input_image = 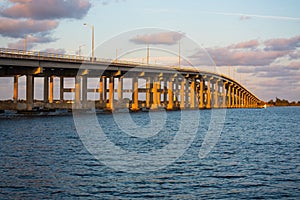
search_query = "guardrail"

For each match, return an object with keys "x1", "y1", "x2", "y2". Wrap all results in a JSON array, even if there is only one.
[{"x1": 0, "y1": 48, "x2": 150, "y2": 67}]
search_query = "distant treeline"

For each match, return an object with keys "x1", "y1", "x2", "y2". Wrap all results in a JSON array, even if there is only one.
[{"x1": 267, "y1": 98, "x2": 300, "y2": 106}]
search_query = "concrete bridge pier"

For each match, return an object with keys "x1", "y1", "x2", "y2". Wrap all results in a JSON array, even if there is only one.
[
  {"x1": 206, "y1": 78, "x2": 212, "y2": 109},
  {"x1": 198, "y1": 79, "x2": 204, "y2": 109},
  {"x1": 25, "y1": 75, "x2": 34, "y2": 111},
  {"x1": 13, "y1": 75, "x2": 19, "y2": 103}
]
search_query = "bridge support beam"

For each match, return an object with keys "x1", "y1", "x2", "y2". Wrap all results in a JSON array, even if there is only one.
[
  {"x1": 26, "y1": 75, "x2": 34, "y2": 110},
  {"x1": 227, "y1": 84, "x2": 231, "y2": 108},
  {"x1": 118, "y1": 77, "x2": 123, "y2": 101},
  {"x1": 82, "y1": 76, "x2": 87, "y2": 107},
  {"x1": 222, "y1": 82, "x2": 226, "y2": 108},
  {"x1": 199, "y1": 79, "x2": 204, "y2": 109},
  {"x1": 151, "y1": 77, "x2": 158, "y2": 109},
  {"x1": 167, "y1": 78, "x2": 174, "y2": 110},
  {"x1": 99, "y1": 76, "x2": 104, "y2": 105},
  {"x1": 180, "y1": 78, "x2": 186, "y2": 109},
  {"x1": 131, "y1": 76, "x2": 139, "y2": 111},
  {"x1": 103, "y1": 77, "x2": 107, "y2": 104},
  {"x1": 235, "y1": 87, "x2": 238, "y2": 108},
  {"x1": 157, "y1": 79, "x2": 161, "y2": 106},
  {"x1": 49, "y1": 76, "x2": 54, "y2": 104},
  {"x1": 214, "y1": 80, "x2": 219, "y2": 108},
  {"x1": 60, "y1": 77, "x2": 64, "y2": 102},
  {"x1": 206, "y1": 79, "x2": 211, "y2": 109},
  {"x1": 75, "y1": 76, "x2": 81, "y2": 109},
  {"x1": 146, "y1": 77, "x2": 151, "y2": 109},
  {"x1": 231, "y1": 86, "x2": 235, "y2": 108},
  {"x1": 108, "y1": 76, "x2": 114, "y2": 111},
  {"x1": 13, "y1": 75, "x2": 19, "y2": 103},
  {"x1": 44, "y1": 76, "x2": 48, "y2": 103},
  {"x1": 190, "y1": 78, "x2": 196, "y2": 109}
]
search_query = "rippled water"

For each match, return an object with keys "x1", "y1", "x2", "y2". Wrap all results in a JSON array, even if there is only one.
[{"x1": 0, "y1": 107, "x2": 299, "y2": 199}]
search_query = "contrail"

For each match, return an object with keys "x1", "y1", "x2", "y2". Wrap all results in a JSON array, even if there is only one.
[{"x1": 204, "y1": 11, "x2": 300, "y2": 22}]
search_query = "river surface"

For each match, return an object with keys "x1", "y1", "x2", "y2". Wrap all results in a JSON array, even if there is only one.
[{"x1": 0, "y1": 107, "x2": 299, "y2": 199}]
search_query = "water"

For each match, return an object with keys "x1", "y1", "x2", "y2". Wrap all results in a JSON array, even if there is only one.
[{"x1": 0, "y1": 107, "x2": 299, "y2": 199}]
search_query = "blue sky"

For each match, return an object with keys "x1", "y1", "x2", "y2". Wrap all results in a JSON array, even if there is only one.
[{"x1": 0, "y1": 0, "x2": 299, "y2": 101}]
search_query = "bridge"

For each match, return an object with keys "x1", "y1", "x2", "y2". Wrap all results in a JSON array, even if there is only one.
[{"x1": 0, "y1": 48, "x2": 262, "y2": 112}]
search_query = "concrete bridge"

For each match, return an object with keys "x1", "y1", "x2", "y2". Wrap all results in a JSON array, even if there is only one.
[{"x1": 0, "y1": 48, "x2": 262, "y2": 112}]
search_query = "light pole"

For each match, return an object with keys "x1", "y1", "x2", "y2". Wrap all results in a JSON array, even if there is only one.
[
  {"x1": 116, "y1": 48, "x2": 123, "y2": 61},
  {"x1": 78, "y1": 44, "x2": 86, "y2": 56},
  {"x1": 83, "y1": 23, "x2": 94, "y2": 61},
  {"x1": 24, "y1": 34, "x2": 32, "y2": 51},
  {"x1": 178, "y1": 39, "x2": 181, "y2": 68}
]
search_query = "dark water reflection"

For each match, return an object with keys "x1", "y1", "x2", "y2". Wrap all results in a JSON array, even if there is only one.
[{"x1": 0, "y1": 107, "x2": 299, "y2": 199}]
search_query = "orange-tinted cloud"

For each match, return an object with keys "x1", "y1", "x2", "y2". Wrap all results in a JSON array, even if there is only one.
[
  {"x1": 264, "y1": 35, "x2": 300, "y2": 51},
  {"x1": 190, "y1": 35, "x2": 300, "y2": 67},
  {"x1": 1, "y1": 0, "x2": 91, "y2": 20},
  {"x1": 0, "y1": 18, "x2": 58, "y2": 38},
  {"x1": 130, "y1": 31, "x2": 184, "y2": 45},
  {"x1": 7, "y1": 35, "x2": 56, "y2": 49}
]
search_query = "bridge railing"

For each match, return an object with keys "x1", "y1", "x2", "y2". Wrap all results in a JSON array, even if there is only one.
[{"x1": 0, "y1": 48, "x2": 149, "y2": 66}]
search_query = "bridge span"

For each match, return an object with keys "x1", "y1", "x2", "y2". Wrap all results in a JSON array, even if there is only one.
[{"x1": 0, "y1": 48, "x2": 262, "y2": 112}]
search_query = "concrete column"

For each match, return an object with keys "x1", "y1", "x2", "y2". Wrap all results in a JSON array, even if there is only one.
[
  {"x1": 199, "y1": 79, "x2": 204, "y2": 109},
  {"x1": 49, "y1": 76, "x2": 54, "y2": 104},
  {"x1": 222, "y1": 82, "x2": 226, "y2": 108},
  {"x1": 180, "y1": 78, "x2": 186, "y2": 109},
  {"x1": 13, "y1": 75, "x2": 19, "y2": 103},
  {"x1": 231, "y1": 87, "x2": 235, "y2": 108},
  {"x1": 44, "y1": 76, "x2": 48, "y2": 103},
  {"x1": 163, "y1": 78, "x2": 167, "y2": 106},
  {"x1": 82, "y1": 76, "x2": 87, "y2": 107},
  {"x1": 131, "y1": 76, "x2": 139, "y2": 111},
  {"x1": 26, "y1": 75, "x2": 34, "y2": 110},
  {"x1": 190, "y1": 78, "x2": 195, "y2": 109},
  {"x1": 103, "y1": 76, "x2": 107, "y2": 103},
  {"x1": 75, "y1": 76, "x2": 81, "y2": 108},
  {"x1": 108, "y1": 76, "x2": 114, "y2": 111},
  {"x1": 238, "y1": 90, "x2": 241, "y2": 108},
  {"x1": 60, "y1": 77, "x2": 64, "y2": 102},
  {"x1": 175, "y1": 78, "x2": 179, "y2": 108},
  {"x1": 167, "y1": 78, "x2": 174, "y2": 110},
  {"x1": 151, "y1": 77, "x2": 158, "y2": 109},
  {"x1": 214, "y1": 80, "x2": 219, "y2": 108},
  {"x1": 235, "y1": 88, "x2": 238, "y2": 108},
  {"x1": 206, "y1": 79, "x2": 211, "y2": 109},
  {"x1": 99, "y1": 77, "x2": 103, "y2": 104},
  {"x1": 241, "y1": 92, "x2": 244, "y2": 107},
  {"x1": 146, "y1": 77, "x2": 151, "y2": 108},
  {"x1": 227, "y1": 84, "x2": 231, "y2": 108},
  {"x1": 118, "y1": 77, "x2": 123, "y2": 101},
  {"x1": 157, "y1": 79, "x2": 161, "y2": 106}
]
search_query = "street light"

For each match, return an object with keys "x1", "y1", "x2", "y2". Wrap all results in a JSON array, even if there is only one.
[
  {"x1": 83, "y1": 23, "x2": 95, "y2": 61},
  {"x1": 78, "y1": 44, "x2": 86, "y2": 56},
  {"x1": 24, "y1": 34, "x2": 32, "y2": 51},
  {"x1": 116, "y1": 48, "x2": 122, "y2": 61}
]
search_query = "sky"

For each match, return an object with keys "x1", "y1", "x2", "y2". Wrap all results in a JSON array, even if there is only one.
[{"x1": 0, "y1": 0, "x2": 299, "y2": 102}]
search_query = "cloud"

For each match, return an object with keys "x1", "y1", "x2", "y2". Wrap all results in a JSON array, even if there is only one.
[
  {"x1": 130, "y1": 31, "x2": 184, "y2": 45},
  {"x1": 7, "y1": 35, "x2": 56, "y2": 49},
  {"x1": 239, "y1": 15, "x2": 251, "y2": 20},
  {"x1": 264, "y1": 35, "x2": 300, "y2": 51},
  {"x1": 0, "y1": 17, "x2": 58, "y2": 38},
  {"x1": 1, "y1": 0, "x2": 91, "y2": 20},
  {"x1": 190, "y1": 35, "x2": 300, "y2": 67},
  {"x1": 229, "y1": 39, "x2": 259, "y2": 49},
  {"x1": 206, "y1": 11, "x2": 300, "y2": 22},
  {"x1": 0, "y1": 0, "x2": 92, "y2": 49}
]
